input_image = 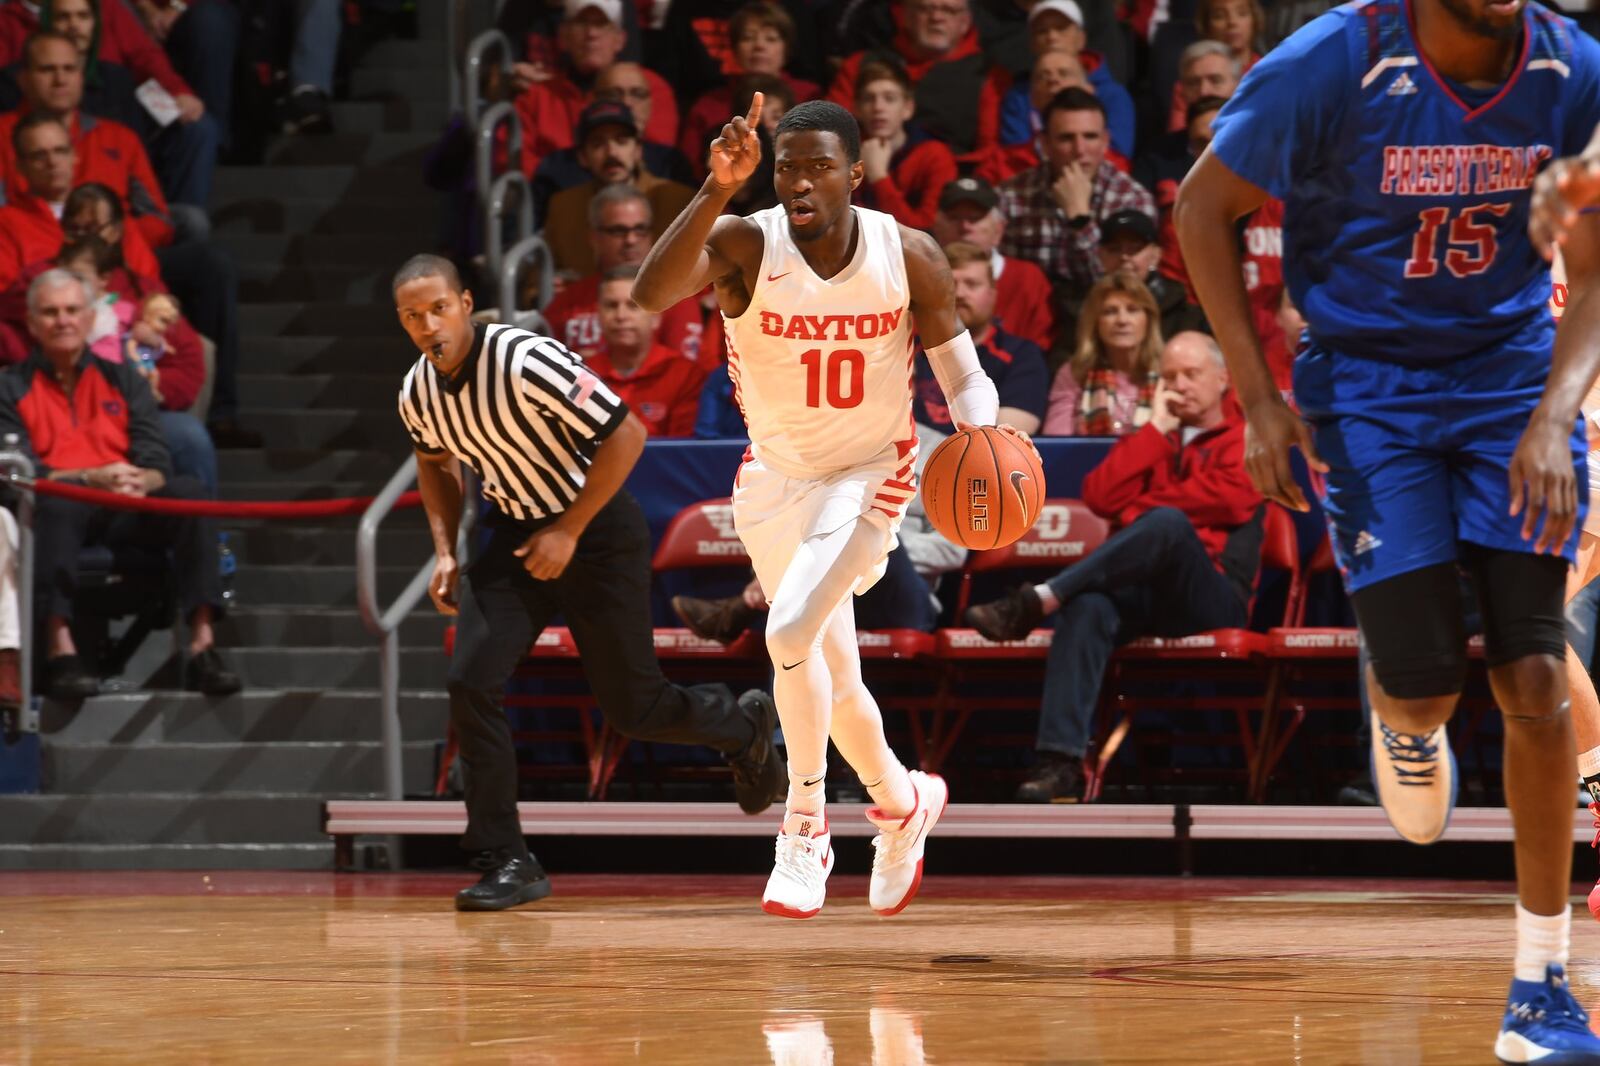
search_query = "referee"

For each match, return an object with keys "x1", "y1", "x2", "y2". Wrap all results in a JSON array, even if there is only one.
[{"x1": 392, "y1": 254, "x2": 782, "y2": 912}]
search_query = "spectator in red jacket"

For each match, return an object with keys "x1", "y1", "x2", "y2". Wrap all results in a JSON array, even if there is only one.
[
  {"x1": 678, "y1": 2, "x2": 818, "y2": 172},
  {"x1": 965, "y1": 331, "x2": 1263, "y2": 801},
  {"x1": 931, "y1": 175, "x2": 1056, "y2": 352},
  {"x1": 40, "y1": 0, "x2": 220, "y2": 211},
  {"x1": 850, "y1": 53, "x2": 957, "y2": 231},
  {"x1": 512, "y1": 0, "x2": 678, "y2": 171},
  {"x1": 0, "y1": 267, "x2": 238, "y2": 699},
  {"x1": 826, "y1": 0, "x2": 1008, "y2": 154},
  {"x1": 0, "y1": 32, "x2": 174, "y2": 248},
  {"x1": 542, "y1": 184, "x2": 708, "y2": 366},
  {"x1": 586, "y1": 265, "x2": 706, "y2": 437}
]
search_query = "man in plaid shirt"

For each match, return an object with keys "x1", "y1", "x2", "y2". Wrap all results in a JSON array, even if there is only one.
[{"x1": 998, "y1": 87, "x2": 1156, "y2": 292}]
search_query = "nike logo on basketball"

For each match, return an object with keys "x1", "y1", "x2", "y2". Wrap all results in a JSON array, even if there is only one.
[
  {"x1": 781, "y1": 659, "x2": 807, "y2": 671},
  {"x1": 1009, "y1": 470, "x2": 1030, "y2": 514},
  {"x1": 767, "y1": 271, "x2": 791, "y2": 282}
]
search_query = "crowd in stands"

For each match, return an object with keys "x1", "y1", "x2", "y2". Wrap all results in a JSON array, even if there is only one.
[{"x1": 0, "y1": 0, "x2": 416, "y2": 710}]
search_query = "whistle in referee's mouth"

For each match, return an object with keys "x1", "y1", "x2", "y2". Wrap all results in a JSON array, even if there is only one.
[{"x1": 430, "y1": 343, "x2": 444, "y2": 358}]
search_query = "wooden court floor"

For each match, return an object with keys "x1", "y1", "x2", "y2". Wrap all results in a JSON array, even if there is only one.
[{"x1": 2, "y1": 871, "x2": 1595, "y2": 1064}]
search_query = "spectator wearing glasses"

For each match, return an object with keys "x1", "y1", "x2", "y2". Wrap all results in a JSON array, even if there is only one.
[
  {"x1": 0, "y1": 268, "x2": 239, "y2": 700},
  {"x1": 541, "y1": 184, "x2": 707, "y2": 366},
  {"x1": 542, "y1": 100, "x2": 693, "y2": 275}
]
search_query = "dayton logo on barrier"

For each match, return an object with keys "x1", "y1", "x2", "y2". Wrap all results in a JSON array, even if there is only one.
[
  {"x1": 696, "y1": 504, "x2": 745, "y2": 557},
  {"x1": 1013, "y1": 503, "x2": 1089, "y2": 559}
]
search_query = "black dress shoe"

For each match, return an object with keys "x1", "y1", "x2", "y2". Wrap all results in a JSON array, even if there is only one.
[
  {"x1": 455, "y1": 850, "x2": 553, "y2": 912},
  {"x1": 965, "y1": 585, "x2": 1044, "y2": 642},
  {"x1": 1015, "y1": 753, "x2": 1085, "y2": 803},
  {"x1": 671, "y1": 594, "x2": 755, "y2": 644},
  {"x1": 727, "y1": 689, "x2": 783, "y2": 815},
  {"x1": 43, "y1": 654, "x2": 99, "y2": 700},
  {"x1": 185, "y1": 647, "x2": 243, "y2": 696}
]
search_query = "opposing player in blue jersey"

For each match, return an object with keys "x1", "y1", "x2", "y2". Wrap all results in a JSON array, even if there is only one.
[{"x1": 1176, "y1": 0, "x2": 1600, "y2": 1059}]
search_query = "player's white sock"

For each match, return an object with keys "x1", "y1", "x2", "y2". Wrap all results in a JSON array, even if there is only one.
[
  {"x1": 860, "y1": 764, "x2": 916, "y2": 819},
  {"x1": 1034, "y1": 583, "x2": 1061, "y2": 615},
  {"x1": 787, "y1": 765, "x2": 826, "y2": 818},
  {"x1": 1581, "y1": 746, "x2": 1600, "y2": 804},
  {"x1": 1514, "y1": 902, "x2": 1570, "y2": 983}
]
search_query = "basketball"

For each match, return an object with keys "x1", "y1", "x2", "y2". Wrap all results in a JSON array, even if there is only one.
[{"x1": 919, "y1": 426, "x2": 1046, "y2": 550}]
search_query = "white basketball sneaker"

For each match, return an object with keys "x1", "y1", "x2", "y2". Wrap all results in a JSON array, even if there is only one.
[
  {"x1": 762, "y1": 813, "x2": 833, "y2": 919},
  {"x1": 1370, "y1": 709, "x2": 1456, "y2": 845},
  {"x1": 867, "y1": 770, "x2": 948, "y2": 916}
]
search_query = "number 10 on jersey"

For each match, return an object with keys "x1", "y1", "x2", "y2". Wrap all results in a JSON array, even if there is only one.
[{"x1": 801, "y1": 348, "x2": 865, "y2": 409}]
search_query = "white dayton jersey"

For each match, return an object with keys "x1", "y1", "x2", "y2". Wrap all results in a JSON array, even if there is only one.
[{"x1": 722, "y1": 205, "x2": 918, "y2": 478}]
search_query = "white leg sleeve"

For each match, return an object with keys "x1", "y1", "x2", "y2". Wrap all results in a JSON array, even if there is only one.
[{"x1": 0, "y1": 508, "x2": 20, "y2": 651}]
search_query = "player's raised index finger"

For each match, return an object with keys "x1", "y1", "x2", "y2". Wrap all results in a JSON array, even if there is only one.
[{"x1": 746, "y1": 91, "x2": 764, "y2": 129}]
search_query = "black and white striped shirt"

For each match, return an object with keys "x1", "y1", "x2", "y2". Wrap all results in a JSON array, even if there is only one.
[{"x1": 397, "y1": 323, "x2": 628, "y2": 523}]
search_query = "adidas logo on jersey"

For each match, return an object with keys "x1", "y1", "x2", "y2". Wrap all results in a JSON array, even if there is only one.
[
  {"x1": 1387, "y1": 72, "x2": 1418, "y2": 96},
  {"x1": 1353, "y1": 530, "x2": 1383, "y2": 556}
]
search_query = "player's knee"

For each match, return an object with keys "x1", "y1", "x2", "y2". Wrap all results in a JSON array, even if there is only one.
[
  {"x1": 1491, "y1": 653, "x2": 1570, "y2": 721},
  {"x1": 1366, "y1": 647, "x2": 1467, "y2": 702},
  {"x1": 765, "y1": 611, "x2": 817, "y2": 669}
]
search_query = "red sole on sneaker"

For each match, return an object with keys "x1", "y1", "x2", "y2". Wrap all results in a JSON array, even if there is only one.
[
  {"x1": 873, "y1": 786, "x2": 950, "y2": 917},
  {"x1": 761, "y1": 900, "x2": 822, "y2": 919}
]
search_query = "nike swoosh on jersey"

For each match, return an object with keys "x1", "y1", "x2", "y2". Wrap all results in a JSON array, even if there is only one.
[{"x1": 766, "y1": 271, "x2": 791, "y2": 282}]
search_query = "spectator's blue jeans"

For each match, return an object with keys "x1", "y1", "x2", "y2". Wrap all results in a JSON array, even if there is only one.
[
  {"x1": 155, "y1": 243, "x2": 241, "y2": 423},
  {"x1": 166, "y1": 0, "x2": 241, "y2": 138},
  {"x1": 292, "y1": 0, "x2": 342, "y2": 93},
  {"x1": 1036, "y1": 507, "x2": 1247, "y2": 757},
  {"x1": 158, "y1": 411, "x2": 218, "y2": 498},
  {"x1": 153, "y1": 115, "x2": 221, "y2": 208}
]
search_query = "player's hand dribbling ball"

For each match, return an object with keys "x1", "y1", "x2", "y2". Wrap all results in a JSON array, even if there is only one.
[{"x1": 920, "y1": 425, "x2": 1046, "y2": 550}]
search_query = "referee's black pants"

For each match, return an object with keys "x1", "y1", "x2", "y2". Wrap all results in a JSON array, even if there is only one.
[{"x1": 449, "y1": 491, "x2": 757, "y2": 858}]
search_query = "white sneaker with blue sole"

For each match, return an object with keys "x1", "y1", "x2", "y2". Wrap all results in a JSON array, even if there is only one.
[
  {"x1": 1495, "y1": 964, "x2": 1600, "y2": 1064},
  {"x1": 1370, "y1": 709, "x2": 1456, "y2": 844}
]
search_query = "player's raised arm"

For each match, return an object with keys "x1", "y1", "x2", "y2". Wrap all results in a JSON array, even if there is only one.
[
  {"x1": 1511, "y1": 211, "x2": 1600, "y2": 553},
  {"x1": 1176, "y1": 148, "x2": 1326, "y2": 512},
  {"x1": 633, "y1": 93, "x2": 765, "y2": 313}
]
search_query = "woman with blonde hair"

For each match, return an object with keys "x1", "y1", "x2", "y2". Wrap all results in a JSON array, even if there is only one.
[{"x1": 1043, "y1": 272, "x2": 1164, "y2": 435}]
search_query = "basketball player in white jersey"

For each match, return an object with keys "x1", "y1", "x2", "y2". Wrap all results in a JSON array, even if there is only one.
[{"x1": 635, "y1": 93, "x2": 1031, "y2": 918}]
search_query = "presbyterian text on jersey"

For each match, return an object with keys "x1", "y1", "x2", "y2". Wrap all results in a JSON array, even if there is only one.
[{"x1": 1380, "y1": 144, "x2": 1553, "y2": 197}]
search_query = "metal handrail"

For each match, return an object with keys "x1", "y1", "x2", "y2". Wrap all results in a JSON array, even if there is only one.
[
  {"x1": 475, "y1": 100, "x2": 524, "y2": 280},
  {"x1": 357, "y1": 458, "x2": 475, "y2": 802},
  {"x1": 464, "y1": 29, "x2": 514, "y2": 127},
  {"x1": 484, "y1": 170, "x2": 534, "y2": 286},
  {"x1": 500, "y1": 234, "x2": 555, "y2": 322},
  {"x1": 0, "y1": 446, "x2": 34, "y2": 734}
]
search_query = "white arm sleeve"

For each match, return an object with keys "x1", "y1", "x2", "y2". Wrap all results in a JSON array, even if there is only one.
[{"x1": 925, "y1": 330, "x2": 999, "y2": 427}]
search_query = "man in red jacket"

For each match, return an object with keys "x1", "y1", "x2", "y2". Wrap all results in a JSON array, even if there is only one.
[
  {"x1": 586, "y1": 265, "x2": 705, "y2": 437},
  {"x1": 825, "y1": 0, "x2": 1007, "y2": 154},
  {"x1": 0, "y1": 32, "x2": 174, "y2": 248},
  {"x1": 965, "y1": 331, "x2": 1264, "y2": 802}
]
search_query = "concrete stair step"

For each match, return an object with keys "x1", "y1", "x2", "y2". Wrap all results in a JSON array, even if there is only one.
[
  {"x1": 38, "y1": 689, "x2": 447, "y2": 744},
  {"x1": 241, "y1": 304, "x2": 402, "y2": 338},
  {"x1": 263, "y1": 130, "x2": 435, "y2": 168},
  {"x1": 215, "y1": 163, "x2": 424, "y2": 202},
  {"x1": 215, "y1": 195, "x2": 426, "y2": 236},
  {"x1": 222, "y1": 521, "x2": 430, "y2": 566},
  {"x1": 234, "y1": 563, "x2": 419, "y2": 606},
  {"x1": 0, "y1": 842, "x2": 334, "y2": 870},
  {"x1": 357, "y1": 39, "x2": 435, "y2": 71},
  {"x1": 42, "y1": 740, "x2": 437, "y2": 794},
  {"x1": 238, "y1": 336, "x2": 404, "y2": 373},
  {"x1": 231, "y1": 373, "x2": 397, "y2": 410},
  {"x1": 223, "y1": 646, "x2": 448, "y2": 689},
  {"x1": 218, "y1": 607, "x2": 447, "y2": 648},
  {"x1": 239, "y1": 262, "x2": 387, "y2": 302},
  {"x1": 217, "y1": 447, "x2": 398, "y2": 483},
  {"x1": 0, "y1": 793, "x2": 345, "y2": 844},
  {"x1": 334, "y1": 96, "x2": 451, "y2": 134},
  {"x1": 227, "y1": 409, "x2": 409, "y2": 450},
  {"x1": 217, "y1": 232, "x2": 424, "y2": 271},
  {"x1": 350, "y1": 66, "x2": 452, "y2": 100}
]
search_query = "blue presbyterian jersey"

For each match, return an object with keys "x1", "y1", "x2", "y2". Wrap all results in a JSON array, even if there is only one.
[{"x1": 1210, "y1": 0, "x2": 1600, "y2": 366}]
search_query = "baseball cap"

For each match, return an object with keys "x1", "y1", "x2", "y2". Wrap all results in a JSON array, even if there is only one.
[
  {"x1": 565, "y1": 0, "x2": 623, "y2": 24},
  {"x1": 576, "y1": 99, "x2": 638, "y2": 142},
  {"x1": 938, "y1": 176, "x2": 998, "y2": 214},
  {"x1": 1100, "y1": 210, "x2": 1157, "y2": 245},
  {"x1": 1028, "y1": 0, "x2": 1085, "y2": 28}
]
